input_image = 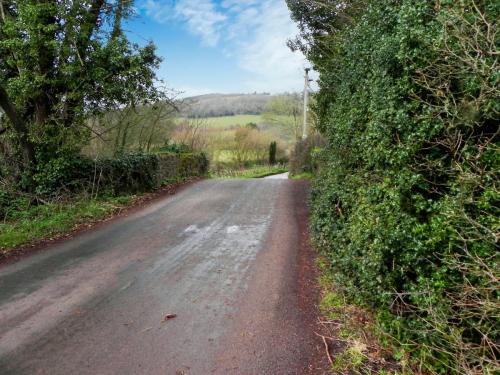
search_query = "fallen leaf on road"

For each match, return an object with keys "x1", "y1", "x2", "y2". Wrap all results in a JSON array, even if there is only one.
[{"x1": 163, "y1": 313, "x2": 177, "y2": 322}]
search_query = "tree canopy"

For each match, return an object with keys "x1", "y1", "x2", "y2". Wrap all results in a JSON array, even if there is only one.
[{"x1": 0, "y1": 0, "x2": 165, "y2": 177}]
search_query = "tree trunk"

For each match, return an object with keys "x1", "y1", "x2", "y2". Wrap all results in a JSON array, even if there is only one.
[
  {"x1": 62, "y1": 0, "x2": 106, "y2": 128},
  {"x1": 111, "y1": 0, "x2": 125, "y2": 39},
  {"x1": 0, "y1": 85, "x2": 36, "y2": 165}
]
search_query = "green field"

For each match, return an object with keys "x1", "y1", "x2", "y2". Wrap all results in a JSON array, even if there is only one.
[
  {"x1": 178, "y1": 115, "x2": 263, "y2": 129},
  {"x1": 211, "y1": 164, "x2": 288, "y2": 179}
]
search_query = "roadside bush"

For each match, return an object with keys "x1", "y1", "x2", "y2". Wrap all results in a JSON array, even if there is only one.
[
  {"x1": 30, "y1": 153, "x2": 159, "y2": 196},
  {"x1": 156, "y1": 152, "x2": 209, "y2": 181},
  {"x1": 177, "y1": 152, "x2": 209, "y2": 178},
  {"x1": 288, "y1": 0, "x2": 499, "y2": 372},
  {"x1": 96, "y1": 153, "x2": 160, "y2": 194},
  {"x1": 158, "y1": 142, "x2": 192, "y2": 154},
  {"x1": 20, "y1": 152, "x2": 209, "y2": 198},
  {"x1": 0, "y1": 186, "x2": 30, "y2": 220},
  {"x1": 269, "y1": 141, "x2": 277, "y2": 165},
  {"x1": 32, "y1": 155, "x2": 94, "y2": 196},
  {"x1": 289, "y1": 134, "x2": 326, "y2": 175},
  {"x1": 95, "y1": 152, "x2": 208, "y2": 194}
]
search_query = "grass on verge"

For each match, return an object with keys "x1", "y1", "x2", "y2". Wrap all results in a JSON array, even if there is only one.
[
  {"x1": 211, "y1": 164, "x2": 288, "y2": 179},
  {"x1": 289, "y1": 172, "x2": 314, "y2": 180},
  {"x1": 0, "y1": 196, "x2": 132, "y2": 254},
  {"x1": 316, "y1": 257, "x2": 411, "y2": 374}
]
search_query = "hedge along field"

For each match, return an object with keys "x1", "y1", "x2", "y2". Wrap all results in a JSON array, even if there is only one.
[
  {"x1": 287, "y1": 0, "x2": 498, "y2": 373},
  {"x1": 30, "y1": 152, "x2": 209, "y2": 197},
  {"x1": 0, "y1": 152, "x2": 209, "y2": 252}
]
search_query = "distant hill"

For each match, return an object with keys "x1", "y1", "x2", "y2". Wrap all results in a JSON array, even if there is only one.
[{"x1": 178, "y1": 93, "x2": 275, "y2": 117}]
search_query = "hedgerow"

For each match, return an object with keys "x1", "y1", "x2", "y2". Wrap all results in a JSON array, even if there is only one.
[
  {"x1": 287, "y1": 0, "x2": 499, "y2": 372},
  {"x1": 10, "y1": 151, "x2": 209, "y2": 199}
]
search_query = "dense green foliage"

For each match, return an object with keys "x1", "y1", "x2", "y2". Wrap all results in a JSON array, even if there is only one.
[
  {"x1": 269, "y1": 141, "x2": 277, "y2": 164},
  {"x1": 47, "y1": 152, "x2": 206, "y2": 195},
  {"x1": 27, "y1": 153, "x2": 158, "y2": 196},
  {"x1": 288, "y1": 0, "x2": 499, "y2": 372},
  {"x1": 0, "y1": 0, "x2": 165, "y2": 184},
  {"x1": 0, "y1": 151, "x2": 208, "y2": 219},
  {"x1": 289, "y1": 134, "x2": 326, "y2": 176}
]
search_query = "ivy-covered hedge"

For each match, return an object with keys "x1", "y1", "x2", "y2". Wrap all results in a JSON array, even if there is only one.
[
  {"x1": 160, "y1": 152, "x2": 210, "y2": 180},
  {"x1": 31, "y1": 152, "x2": 209, "y2": 196},
  {"x1": 289, "y1": 134, "x2": 326, "y2": 176},
  {"x1": 93, "y1": 153, "x2": 161, "y2": 194},
  {"x1": 288, "y1": 0, "x2": 498, "y2": 372}
]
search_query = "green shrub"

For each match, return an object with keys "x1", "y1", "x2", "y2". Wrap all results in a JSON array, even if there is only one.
[
  {"x1": 95, "y1": 152, "x2": 208, "y2": 194},
  {"x1": 0, "y1": 187, "x2": 30, "y2": 220},
  {"x1": 289, "y1": 134, "x2": 326, "y2": 176},
  {"x1": 97, "y1": 153, "x2": 159, "y2": 194},
  {"x1": 157, "y1": 142, "x2": 192, "y2": 154},
  {"x1": 269, "y1": 141, "x2": 277, "y2": 165},
  {"x1": 31, "y1": 153, "x2": 159, "y2": 196},
  {"x1": 32, "y1": 155, "x2": 94, "y2": 195},
  {"x1": 178, "y1": 152, "x2": 209, "y2": 177},
  {"x1": 22, "y1": 151, "x2": 209, "y2": 198},
  {"x1": 288, "y1": 0, "x2": 499, "y2": 372}
]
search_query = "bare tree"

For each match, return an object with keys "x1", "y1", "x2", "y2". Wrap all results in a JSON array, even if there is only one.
[
  {"x1": 262, "y1": 94, "x2": 303, "y2": 140},
  {"x1": 171, "y1": 118, "x2": 209, "y2": 151}
]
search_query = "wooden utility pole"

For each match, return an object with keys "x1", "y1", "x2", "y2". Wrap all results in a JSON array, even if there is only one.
[{"x1": 302, "y1": 68, "x2": 311, "y2": 139}]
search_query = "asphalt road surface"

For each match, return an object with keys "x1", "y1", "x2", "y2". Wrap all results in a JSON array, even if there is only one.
[{"x1": 0, "y1": 179, "x2": 321, "y2": 375}]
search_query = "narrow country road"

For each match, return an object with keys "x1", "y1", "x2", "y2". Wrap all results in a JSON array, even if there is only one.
[{"x1": 0, "y1": 179, "x2": 322, "y2": 375}]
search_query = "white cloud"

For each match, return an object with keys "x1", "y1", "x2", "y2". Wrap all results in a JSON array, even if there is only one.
[
  {"x1": 229, "y1": 0, "x2": 308, "y2": 92},
  {"x1": 142, "y1": 0, "x2": 226, "y2": 47},
  {"x1": 174, "y1": 0, "x2": 227, "y2": 47},
  {"x1": 141, "y1": 0, "x2": 309, "y2": 93}
]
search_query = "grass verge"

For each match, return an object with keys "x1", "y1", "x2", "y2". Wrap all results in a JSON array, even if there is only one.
[
  {"x1": 0, "y1": 177, "x2": 198, "y2": 259},
  {"x1": 211, "y1": 164, "x2": 287, "y2": 179},
  {"x1": 0, "y1": 196, "x2": 132, "y2": 254},
  {"x1": 289, "y1": 172, "x2": 314, "y2": 180},
  {"x1": 316, "y1": 257, "x2": 411, "y2": 374}
]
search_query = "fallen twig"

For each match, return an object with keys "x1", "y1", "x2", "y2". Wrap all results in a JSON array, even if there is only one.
[{"x1": 315, "y1": 332, "x2": 333, "y2": 365}]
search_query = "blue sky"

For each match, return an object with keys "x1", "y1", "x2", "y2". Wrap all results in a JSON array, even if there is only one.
[{"x1": 125, "y1": 0, "x2": 309, "y2": 97}]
